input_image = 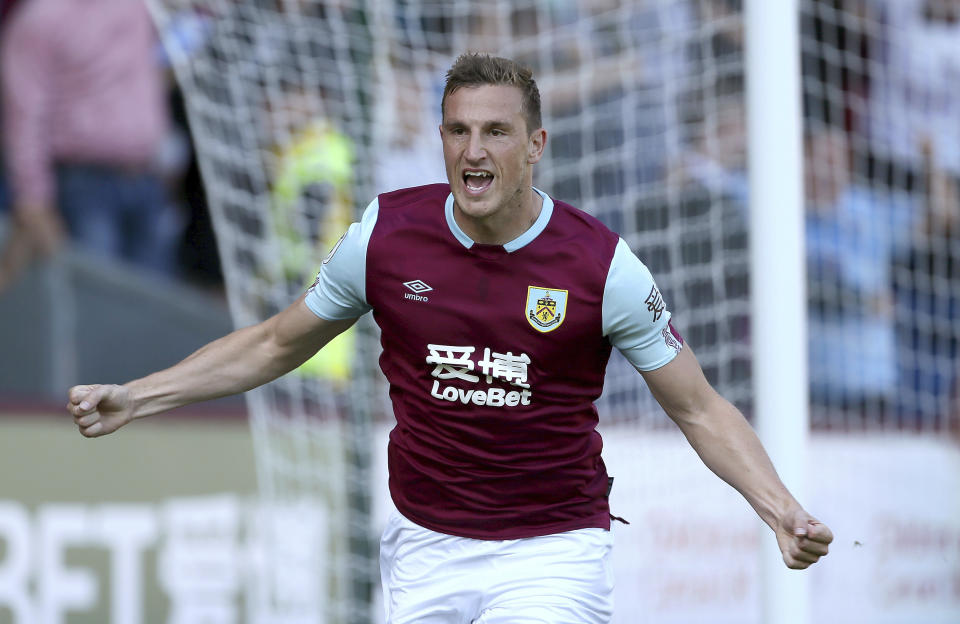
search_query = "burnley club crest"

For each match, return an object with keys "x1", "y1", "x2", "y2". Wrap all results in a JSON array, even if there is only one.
[{"x1": 526, "y1": 286, "x2": 568, "y2": 333}]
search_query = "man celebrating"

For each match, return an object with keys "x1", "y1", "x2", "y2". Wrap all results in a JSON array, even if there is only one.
[{"x1": 68, "y1": 53, "x2": 831, "y2": 623}]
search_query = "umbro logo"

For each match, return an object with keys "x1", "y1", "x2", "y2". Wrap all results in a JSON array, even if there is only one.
[
  {"x1": 403, "y1": 279, "x2": 432, "y2": 302},
  {"x1": 403, "y1": 280, "x2": 433, "y2": 294}
]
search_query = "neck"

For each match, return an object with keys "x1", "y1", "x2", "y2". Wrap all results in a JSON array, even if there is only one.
[{"x1": 455, "y1": 186, "x2": 543, "y2": 246}]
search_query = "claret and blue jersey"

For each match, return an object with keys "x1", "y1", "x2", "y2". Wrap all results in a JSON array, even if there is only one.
[{"x1": 304, "y1": 183, "x2": 682, "y2": 540}]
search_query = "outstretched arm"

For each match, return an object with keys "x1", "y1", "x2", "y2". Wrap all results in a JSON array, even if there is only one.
[
  {"x1": 66, "y1": 295, "x2": 357, "y2": 437},
  {"x1": 641, "y1": 345, "x2": 832, "y2": 569}
]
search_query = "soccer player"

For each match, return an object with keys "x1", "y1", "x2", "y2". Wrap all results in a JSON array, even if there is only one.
[{"x1": 67, "y1": 53, "x2": 832, "y2": 623}]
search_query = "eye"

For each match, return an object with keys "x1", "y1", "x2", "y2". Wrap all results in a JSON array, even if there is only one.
[{"x1": 490, "y1": 129, "x2": 505, "y2": 137}]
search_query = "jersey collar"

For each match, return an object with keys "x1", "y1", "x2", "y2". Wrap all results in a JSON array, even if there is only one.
[{"x1": 444, "y1": 187, "x2": 554, "y2": 252}]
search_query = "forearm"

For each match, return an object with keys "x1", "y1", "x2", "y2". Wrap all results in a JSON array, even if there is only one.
[
  {"x1": 642, "y1": 338, "x2": 831, "y2": 567},
  {"x1": 68, "y1": 301, "x2": 355, "y2": 437},
  {"x1": 123, "y1": 319, "x2": 316, "y2": 418},
  {"x1": 673, "y1": 397, "x2": 798, "y2": 531}
]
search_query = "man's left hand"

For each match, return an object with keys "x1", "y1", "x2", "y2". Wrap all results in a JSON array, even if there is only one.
[{"x1": 776, "y1": 506, "x2": 833, "y2": 569}]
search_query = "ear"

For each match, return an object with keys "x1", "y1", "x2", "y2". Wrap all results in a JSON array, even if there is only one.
[{"x1": 527, "y1": 128, "x2": 547, "y2": 165}]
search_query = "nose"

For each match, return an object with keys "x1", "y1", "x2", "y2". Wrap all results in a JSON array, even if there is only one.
[{"x1": 465, "y1": 132, "x2": 486, "y2": 162}]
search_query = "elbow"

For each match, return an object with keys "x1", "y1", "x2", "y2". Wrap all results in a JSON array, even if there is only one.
[
  {"x1": 663, "y1": 388, "x2": 729, "y2": 432},
  {"x1": 260, "y1": 320, "x2": 308, "y2": 371},
  {"x1": 665, "y1": 404, "x2": 709, "y2": 433}
]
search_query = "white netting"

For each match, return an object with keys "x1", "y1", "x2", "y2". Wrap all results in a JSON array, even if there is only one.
[
  {"x1": 801, "y1": 0, "x2": 960, "y2": 431},
  {"x1": 148, "y1": 0, "x2": 959, "y2": 621}
]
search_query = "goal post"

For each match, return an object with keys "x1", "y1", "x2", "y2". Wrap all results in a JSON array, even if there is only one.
[{"x1": 745, "y1": 1, "x2": 809, "y2": 623}]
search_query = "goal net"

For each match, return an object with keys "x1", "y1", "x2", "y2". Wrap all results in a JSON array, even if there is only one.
[
  {"x1": 148, "y1": 0, "x2": 958, "y2": 622},
  {"x1": 801, "y1": 0, "x2": 960, "y2": 432}
]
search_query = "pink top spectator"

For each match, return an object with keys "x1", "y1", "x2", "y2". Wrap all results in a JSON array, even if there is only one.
[{"x1": 1, "y1": 0, "x2": 168, "y2": 208}]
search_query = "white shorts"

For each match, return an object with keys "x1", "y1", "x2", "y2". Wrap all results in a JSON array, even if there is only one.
[{"x1": 379, "y1": 510, "x2": 614, "y2": 624}]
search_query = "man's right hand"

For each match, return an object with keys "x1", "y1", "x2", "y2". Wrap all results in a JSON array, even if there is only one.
[
  {"x1": 0, "y1": 204, "x2": 66, "y2": 293},
  {"x1": 17, "y1": 203, "x2": 66, "y2": 257},
  {"x1": 67, "y1": 384, "x2": 135, "y2": 438}
]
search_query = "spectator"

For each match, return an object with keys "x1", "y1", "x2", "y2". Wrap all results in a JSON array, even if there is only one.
[
  {"x1": 0, "y1": 0, "x2": 23, "y2": 285},
  {"x1": 0, "y1": 0, "x2": 180, "y2": 291},
  {"x1": 373, "y1": 59, "x2": 446, "y2": 196},
  {"x1": 674, "y1": 71, "x2": 748, "y2": 207},
  {"x1": 660, "y1": 69, "x2": 750, "y2": 392},
  {"x1": 168, "y1": 86, "x2": 224, "y2": 291},
  {"x1": 801, "y1": 0, "x2": 872, "y2": 136},
  {"x1": 893, "y1": 139, "x2": 960, "y2": 429},
  {"x1": 266, "y1": 86, "x2": 357, "y2": 385},
  {"x1": 863, "y1": 0, "x2": 960, "y2": 186},
  {"x1": 538, "y1": 1, "x2": 697, "y2": 224},
  {"x1": 805, "y1": 126, "x2": 916, "y2": 424}
]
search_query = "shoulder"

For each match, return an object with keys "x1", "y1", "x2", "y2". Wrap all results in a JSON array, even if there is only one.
[
  {"x1": 548, "y1": 197, "x2": 621, "y2": 255},
  {"x1": 378, "y1": 183, "x2": 451, "y2": 209},
  {"x1": 554, "y1": 198, "x2": 618, "y2": 234},
  {"x1": 365, "y1": 184, "x2": 450, "y2": 252},
  {"x1": 373, "y1": 183, "x2": 451, "y2": 237}
]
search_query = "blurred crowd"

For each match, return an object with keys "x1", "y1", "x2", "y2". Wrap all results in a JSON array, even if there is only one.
[
  {"x1": 0, "y1": 0, "x2": 221, "y2": 293},
  {"x1": 0, "y1": 0, "x2": 957, "y2": 429},
  {"x1": 799, "y1": 0, "x2": 960, "y2": 429}
]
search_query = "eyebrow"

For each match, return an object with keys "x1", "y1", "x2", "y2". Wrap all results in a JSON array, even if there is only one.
[{"x1": 443, "y1": 119, "x2": 516, "y2": 130}]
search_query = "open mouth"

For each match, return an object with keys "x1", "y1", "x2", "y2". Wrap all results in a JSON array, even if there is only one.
[{"x1": 463, "y1": 170, "x2": 494, "y2": 194}]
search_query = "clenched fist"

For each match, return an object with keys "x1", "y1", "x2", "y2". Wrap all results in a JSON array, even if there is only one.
[
  {"x1": 66, "y1": 384, "x2": 135, "y2": 437},
  {"x1": 776, "y1": 506, "x2": 833, "y2": 569}
]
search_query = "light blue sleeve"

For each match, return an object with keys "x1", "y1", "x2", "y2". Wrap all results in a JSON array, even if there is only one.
[
  {"x1": 303, "y1": 198, "x2": 378, "y2": 320},
  {"x1": 602, "y1": 238, "x2": 683, "y2": 371}
]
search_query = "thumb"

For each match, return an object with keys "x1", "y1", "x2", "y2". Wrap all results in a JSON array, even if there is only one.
[{"x1": 782, "y1": 507, "x2": 812, "y2": 537}]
